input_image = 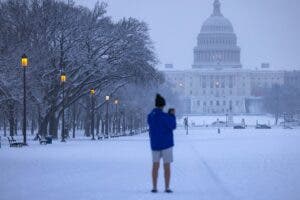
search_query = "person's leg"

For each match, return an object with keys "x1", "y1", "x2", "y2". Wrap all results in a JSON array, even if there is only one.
[
  {"x1": 151, "y1": 150, "x2": 161, "y2": 191},
  {"x1": 163, "y1": 163, "x2": 171, "y2": 190},
  {"x1": 162, "y1": 148, "x2": 173, "y2": 191},
  {"x1": 152, "y1": 162, "x2": 160, "y2": 190}
]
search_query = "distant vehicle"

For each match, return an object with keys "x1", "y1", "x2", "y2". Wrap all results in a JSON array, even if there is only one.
[
  {"x1": 255, "y1": 124, "x2": 271, "y2": 129},
  {"x1": 234, "y1": 125, "x2": 246, "y2": 129}
]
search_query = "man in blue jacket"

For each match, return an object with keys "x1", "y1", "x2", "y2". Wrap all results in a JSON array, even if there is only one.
[{"x1": 147, "y1": 94, "x2": 176, "y2": 193}]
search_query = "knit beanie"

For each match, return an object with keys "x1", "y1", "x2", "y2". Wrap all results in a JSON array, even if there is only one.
[{"x1": 155, "y1": 94, "x2": 166, "y2": 107}]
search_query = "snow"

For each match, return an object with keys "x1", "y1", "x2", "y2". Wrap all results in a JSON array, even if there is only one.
[
  {"x1": 178, "y1": 115, "x2": 282, "y2": 126},
  {"x1": 1, "y1": 127, "x2": 300, "y2": 200}
]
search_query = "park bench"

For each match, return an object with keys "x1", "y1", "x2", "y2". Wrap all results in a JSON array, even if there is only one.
[
  {"x1": 7, "y1": 136, "x2": 24, "y2": 147},
  {"x1": 36, "y1": 134, "x2": 48, "y2": 145},
  {"x1": 97, "y1": 134, "x2": 103, "y2": 140},
  {"x1": 255, "y1": 124, "x2": 271, "y2": 129}
]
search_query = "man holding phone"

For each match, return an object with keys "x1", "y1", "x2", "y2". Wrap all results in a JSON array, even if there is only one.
[{"x1": 147, "y1": 94, "x2": 176, "y2": 193}]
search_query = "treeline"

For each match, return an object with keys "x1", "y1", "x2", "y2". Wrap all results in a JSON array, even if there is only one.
[
  {"x1": 263, "y1": 83, "x2": 300, "y2": 124},
  {"x1": 0, "y1": 0, "x2": 180, "y2": 139}
]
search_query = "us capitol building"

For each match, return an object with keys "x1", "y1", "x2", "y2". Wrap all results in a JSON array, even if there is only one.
[{"x1": 163, "y1": 0, "x2": 299, "y2": 115}]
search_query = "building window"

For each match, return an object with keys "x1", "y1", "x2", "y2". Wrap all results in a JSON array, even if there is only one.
[
  {"x1": 202, "y1": 76, "x2": 206, "y2": 88},
  {"x1": 197, "y1": 100, "x2": 200, "y2": 106},
  {"x1": 216, "y1": 101, "x2": 220, "y2": 106},
  {"x1": 223, "y1": 101, "x2": 226, "y2": 106},
  {"x1": 203, "y1": 101, "x2": 207, "y2": 106},
  {"x1": 210, "y1": 101, "x2": 213, "y2": 106},
  {"x1": 229, "y1": 76, "x2": 233, "y2": 88},
  {"x1": 210, "y1": 77, "x2": 214, "y2": 88},
  {"x1": 221, "y1": 80, "x2": 225, "y2": 88}
]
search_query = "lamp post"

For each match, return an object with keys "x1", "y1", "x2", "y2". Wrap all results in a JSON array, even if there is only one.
[
  {"x1": 114, "y1": 99, "x2": 119, "y2": 136},
  {"x1": 60, "y1": 72, "x2": 67, "y2": 142},
  {"x1": 105, "y1": 95, "x2": 110, "y2": 138},
  {"x1": 21, "y1": 54, "x2": 28, "y2": 145},
  {"x1": 225, "y1": 111, "x2": 228, "y2": 127},
  {"x1": 186, "y1": 116, "x2": 189, "y2": 135},
  {"x1": 122, "y1": 110, "x2": 126, "y2": 136},
  {"x1": 90, "y1": 89, "x2": 96, "y2": 140}
]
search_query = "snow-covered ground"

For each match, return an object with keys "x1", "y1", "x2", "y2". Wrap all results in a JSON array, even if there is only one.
[{"x1": 1, "y1": 127, "x2": 300, "y2": 200}]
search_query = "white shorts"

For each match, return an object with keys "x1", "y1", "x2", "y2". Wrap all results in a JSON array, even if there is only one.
[{"x1": 152, "y1": 147, "x2": 173, "y2": 163}]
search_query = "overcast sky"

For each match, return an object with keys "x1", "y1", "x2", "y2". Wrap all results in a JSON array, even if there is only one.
[{"x1": 75, "y1": 0, "x2": 300, "y2": 70}]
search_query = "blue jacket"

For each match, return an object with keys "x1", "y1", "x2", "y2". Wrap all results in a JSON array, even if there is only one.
[{"x1": 147, "y1": 108, "x2": 176, "y2": 150}]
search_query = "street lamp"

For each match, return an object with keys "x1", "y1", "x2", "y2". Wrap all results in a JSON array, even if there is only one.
[
  {"x1": 90, "y1": 89, "x2": 96, "y2": 140},
  {"x1": 114, "y1": 99, "x2": 119, "y2": 136},
  {"x1": 21, "y1": 54, "x2": 28, "y2": 145},
  {"x1": 105, "y1": 95, "x2": 110, "y2": 138},
  {"x1": 90, "y1": 88, "x2": 95, "y2": 95},
  {"x1": 60, "y1": 73, "x2": 66, "y2": 83},
  {"x1": 60, "y1": 72, "x2": 67, "y2": 142}
]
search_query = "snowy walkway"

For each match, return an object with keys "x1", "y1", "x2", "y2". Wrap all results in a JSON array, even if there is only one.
[{"x1": 1, "y1": 128, "x2": 300, "y2": 200}]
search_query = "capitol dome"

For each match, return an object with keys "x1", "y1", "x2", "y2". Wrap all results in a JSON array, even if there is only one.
[
  {"x1": 201, "y1": 0, "x2": 234, "y2": 33},
  {"x1": 193, "y1": 0, "x2": 242, "y2": 69},
  {"x1": 201, "y1": 16, "x2": 234, "y2": 33}
]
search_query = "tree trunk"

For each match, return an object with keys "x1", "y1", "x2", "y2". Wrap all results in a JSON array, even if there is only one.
[
  {"x1": 84, "y1": 117, "x2": 91, "y2": 137},
  {"x1": 65, "y1": 108, "x2": 71, "y2": 138},
  {"x1": 38, "y1": 115, "x2": 49, "y2": 137},
  {"x1": 122, "y1": 113, "x2": 126, "y2": 134},
  {"x1": 3, "y1": 117, "x2": 7, "y2": 137},
  {"x1": 101, "y1": 118, "x2": 104, "y2": 135},
  {"x1": 96, "y1": 113, "x2": 101, "y2": 136},
  {"x1": 80, "y1": 119, "x2": 83, "y2": 130},
  {"x1": 31, "y1": 118, "x2": 35, "y2": 135},
  {"x1": 72, "y1": 114, "x2": 76, "y2": 139},
  {"x1": 14, "y1": 118, "x2": 18, "y2": 135},
  {"x1": 130, "y1": 115, "x2": 133, "y2": 134},
  {"x1": 49, "y1": 113, "x2": 59, "y2": 139},
  {"x1": 8, "y1": 116, "x2": 14, "y2": 136},
  {"x1": 71, "y1": 104, "x2": 77, "y2": 138}
]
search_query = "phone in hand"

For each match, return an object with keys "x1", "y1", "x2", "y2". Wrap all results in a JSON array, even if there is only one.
[{"x1": 168, "y1": 108, "x2": 175, "y2": 115}]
